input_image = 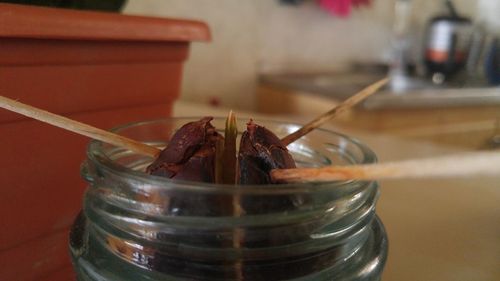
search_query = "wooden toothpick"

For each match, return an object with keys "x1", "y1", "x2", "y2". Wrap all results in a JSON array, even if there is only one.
[
  {"x1": 0, "y1": 95, "x2": 161, "y2": 157},
  {"x1": 281, "y1": 77, "x2": 389, "y2": 146},
  {"x1": 271, "y1": 151, "x2": 500, "y2": 182}
]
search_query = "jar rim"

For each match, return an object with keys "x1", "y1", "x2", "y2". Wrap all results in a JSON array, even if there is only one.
[{"x1": 85, "y1": 117, "x2": 378, "y2": 194}]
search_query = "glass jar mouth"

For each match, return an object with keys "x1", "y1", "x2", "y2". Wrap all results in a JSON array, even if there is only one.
[
  {"x1": 75, "y1": 118, "x2": 387, "y2": 281},
  {"x1": 85, "y1": 117, "x2": 377, "y2": 195}
]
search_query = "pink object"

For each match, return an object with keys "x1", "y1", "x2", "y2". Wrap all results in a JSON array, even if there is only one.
[
  {"x1": 319, "y1": 0, "x2": 351, "y2": 17},
  {"x1": 318, "y1": 0, "x2": 371, "y2": 17}
]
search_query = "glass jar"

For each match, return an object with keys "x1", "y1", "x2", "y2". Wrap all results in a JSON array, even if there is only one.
[{"x1": 69, "y1": 118, "x2": 388, "y2": 281}]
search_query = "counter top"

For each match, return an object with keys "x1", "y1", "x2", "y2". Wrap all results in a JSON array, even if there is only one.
[
  {"x1": 257, "y1": 83, "x2": 500, "y2": 150},
  {"x1": 173, "y1": 100, "x2": 500, "y2": 281},
  {"x1": 260, "y1": 73, "x2": 500, "y2": 109}
]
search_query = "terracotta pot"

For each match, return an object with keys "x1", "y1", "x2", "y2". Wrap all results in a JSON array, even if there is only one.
[{"x1": 0, "y1": 3, "x2": 210, "y2": 280}]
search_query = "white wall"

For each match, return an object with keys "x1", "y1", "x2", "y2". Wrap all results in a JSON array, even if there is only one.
[
  {"x1": 124, "y1": 0, "x2": 258, "y2": 110},
  {"x1": 123, "y1": 0, "x2": 477, "y2": 110}
]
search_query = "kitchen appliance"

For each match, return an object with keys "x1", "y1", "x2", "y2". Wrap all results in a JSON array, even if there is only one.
[{"x1": 424, "y1": 0, "x2": 473, "y2": 83}]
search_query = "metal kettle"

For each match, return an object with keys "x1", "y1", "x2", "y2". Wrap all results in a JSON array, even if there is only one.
[{"x1": 424, "y1": 0, "x2": 473, "y2": 83}]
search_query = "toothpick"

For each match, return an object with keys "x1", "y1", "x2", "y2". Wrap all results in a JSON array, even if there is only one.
[
  {"x1": 271, "y1": 151, "x2": 500, "y2": 182},
  {"x1": 0, "y1": 95, "x2": 161, "y2": 157},
  {"x1": 281, "y1": 77, "x2": 389, "y2": 146}
]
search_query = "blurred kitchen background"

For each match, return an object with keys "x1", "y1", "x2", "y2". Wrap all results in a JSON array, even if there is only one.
[
  {"x1": 122, "y1": 0, "x2": 492, "y2": 104},
  {"x1": 120, "y1": 0, "x2": 500, "y2": 150},
  {"x1": 7, "y1": 0, "x2": 497, "y2": 148},
  {"x1": 125, "y1": 0, "x2": 396, "y2": 109}
]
